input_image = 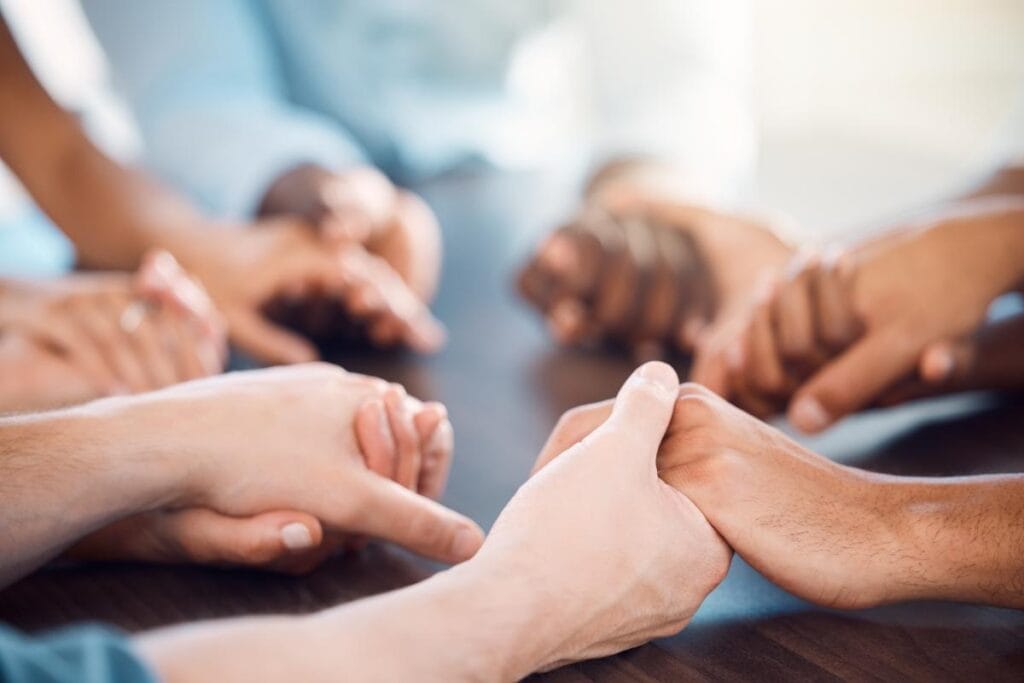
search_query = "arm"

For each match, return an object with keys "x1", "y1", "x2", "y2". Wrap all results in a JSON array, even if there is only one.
[
  {"x1": 80, "y1": 0, "x2": 368, "y2": 218},
  {"x1": 0, "y1": 14, "x2": 211, "y2": 270},
  {"x1": 0, "y1": 364, "x2": 478, "y2": 588},
  {"x1": 533, "y1": 382, "x2": 1024, "y2": 610},
  {"x1": 136, "y1": 363, "x2": 731, "y2": 681},
  {"x1": 0, "y1": 403, "x2": 177, "y2": 586}
]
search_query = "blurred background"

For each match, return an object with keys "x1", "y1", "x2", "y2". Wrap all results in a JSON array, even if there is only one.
[{"x1": 2, "y1": 0, "x2": 1023, "y2": 274}]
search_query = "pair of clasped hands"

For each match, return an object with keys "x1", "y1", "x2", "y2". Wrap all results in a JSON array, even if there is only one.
[
  {"x1": 520, "y1": 188, "x2": 1024, "y2": 435},
  {"x1": 1, "y1": 165, "x2": 446, "y2": 411}
]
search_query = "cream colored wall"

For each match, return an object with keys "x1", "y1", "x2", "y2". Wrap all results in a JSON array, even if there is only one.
[{"x1": 752, "y1": 0, "x2": 1024, "y2": 237}]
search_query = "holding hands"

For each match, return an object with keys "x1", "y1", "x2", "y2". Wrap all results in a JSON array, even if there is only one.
[
  {"x1": 519, "y1": 191, "x2": 792, "y2": 358},
  {"x1": 693, "y1": 199, "x2": 1024, "y2": 431},
  {"x1": 480, "y1": 362, "x2": 730, "y2": 673}
]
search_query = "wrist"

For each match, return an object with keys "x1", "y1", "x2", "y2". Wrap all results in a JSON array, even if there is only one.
[{"x1": 68, "y1": 396, "x2": 192, "y2": 511}]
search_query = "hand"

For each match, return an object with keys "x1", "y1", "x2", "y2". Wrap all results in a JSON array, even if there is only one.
[
  {"x1": 258, "y1": 163, "x2": 442, "y2": 301},
  {"x1": 706, "y1": 200, "x2": 1024, "y2": 431},
  {"x1": 0, "y1": 251, "x2": 225, "y2": 400},
  {"x1": 109, "y1": 363, "x2": 479, "y2": 564},
  {"x1": 0, "y1": 332, "x2": 95, "y2": 411},
  {"x1": 533, "y1": 381, "x2": 918, "y2": 610},
  {"x1": 177, "y1": 217, "x2": 445, "y2": 365},
  {"x1": 519, "y1": 192, "x2": 792, "y2": 358},
  {"x1": 69, "y1": 366, "x2": 456, "y2": 572},
  {"x1": 479, "y1": 362, "x2": 730, "y2": 673}
]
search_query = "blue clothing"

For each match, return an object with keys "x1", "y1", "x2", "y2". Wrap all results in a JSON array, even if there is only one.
[
  {"x1": 0, "y1": 208, "x2": 75, "y2": 278},
  {"x1": 0, "y1": 625, "x2": 154, "y2": 683},
  {"x1": 81, "y1": 0, "x2": 754, "y2": 216}
]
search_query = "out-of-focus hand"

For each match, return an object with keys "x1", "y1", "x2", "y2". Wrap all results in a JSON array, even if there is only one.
[
  {"x1": 702, "y1": 200, "x2": 1024, "y2": 431},
  {"x1": 109, "y1": 363, "x2": 479, "y2": 564},
  {"x1": 519, "y1": 191, "x2": 792, "y2": 359},
  {"x1": 178, "y1": 217, "x2": 445, "y2": 365},
  {"x1": 258, "y1": 163, "x2": 442, "y2": 301},
  {"x1": 0, "y1": 250, "x2": 225, "y2": 401},
  {"x1": 480, "y1": 362, "x2": 730, "y2": 673}
]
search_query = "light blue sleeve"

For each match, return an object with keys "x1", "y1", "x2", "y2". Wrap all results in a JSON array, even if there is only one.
[
  {"x1": 0, "y1": 624, "x2": 156, "y2": 683},
  {"x1": 80, "y1": 0, "x2": 367, "y2": 218}
]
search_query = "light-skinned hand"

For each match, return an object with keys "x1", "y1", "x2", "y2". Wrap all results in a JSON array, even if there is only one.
[{"x1": 486, "y1": 362, "x2": 730, "y2": 672}]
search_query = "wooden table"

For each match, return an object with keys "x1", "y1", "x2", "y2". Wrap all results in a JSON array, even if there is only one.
[{"x1": 2, "y1": 172, "x2": 1023, "y2": 680}]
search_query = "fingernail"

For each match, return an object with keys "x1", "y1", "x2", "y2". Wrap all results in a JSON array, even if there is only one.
[
  {"x1": 451, "y1": 526, "x2": 483, "y2": 561},
  {"x1": 924, "y1": 349, "x2": 954, "y2": 382},
  {"x1": 635, "y1": 361, "x2": 678, "y2": 396},
  {"x1": 372, "y1": 400, "x2": 396, "y2": 451},
  {"x1": 790, "y1": 396, "x2": 830, "y2": 433},
  {"x1": 281, "y1": 523, "x2": 314, "y2": 551}
]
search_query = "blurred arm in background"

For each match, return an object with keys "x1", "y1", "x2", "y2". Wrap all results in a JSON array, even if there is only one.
[
  {"x1": 82, "y1": 0, "x2": 444, "y2": 310},
  {"x1": 1, "y1": 7, "x2": 444, "y2": 364}
]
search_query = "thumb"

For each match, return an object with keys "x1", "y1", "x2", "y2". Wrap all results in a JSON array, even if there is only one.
[
  {"x1": 598, "y1": 361, "x2": 680, "y2": 463},
  {"x1": 164, "y1": 509, "x2": 323, "y2": 566},
  {"x1": 349, "y1": 473, "x2": 484, "y2": 564},
  {"x1": 228, "y1": 307, "x2": 319, "y2": 365},
  {"x1": 788, "y1": 328, "x2": 917, "y2": 433}
]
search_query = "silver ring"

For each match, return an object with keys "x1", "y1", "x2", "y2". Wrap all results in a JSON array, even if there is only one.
[{"x1": 119, "y1": 300, "x2": 149, "y2": 334}]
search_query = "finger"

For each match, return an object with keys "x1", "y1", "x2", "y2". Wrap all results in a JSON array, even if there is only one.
[
  {"x1": 171, "y1": 509, "x2": 324, "y2": 566},
  {"x1": 418, "y1": 418, "x2": 453, "y2": 500},
  {"x1": 130, "y1": 311, "x2": 178, "y2": 388},
  {"x1": 531, "y1": 399, "x2": 613, "y2": 475},
  {"x1": 546, "y1": 297, "x2": 590, "y2": 345},
  {"x1": 599, "y1": 361, "x2": 680, "y2": 463},
  {"x1": 355, "y1": 399, "x2": 398, "y2": 478},
  {"x1": 774, "y1": 253, "x2": 819, "y2": 362},
  {"x1": 788, "y1": 328, "x2": 918, "y2": 433},
  {"x1": 78, "y1": 295, "x2": 151, "y2": 392},
  {"x1": 228, "y1": 308, "x2": 319, "y2": 365},
  {"x1": 166, "y1": 309, "x2": 211, "y2": 381},
  {"x1": 813, "y1": 249, "x2": 861, "y2": 350},
  {"x1": 745, "y1": 289, "x2": 789, "y2": 397},
  {"x1": 348, "y1": 473, "x2": 484, "y2": 563},
  {"x1": 919, "y1": 339, "x2": 970, "y2": 384},
  {"x1": 136, "y1": 250, "x2": 223, "y2": 340},
  {"x1": 384, "y1": 385, "x2": 422, "y2": 490},
  {"x1": 412, "y1": 401, "x2": 446, "y2": 441},
  {"x1": 27, "y1": 316, "x2": 122, "y2": 396}
]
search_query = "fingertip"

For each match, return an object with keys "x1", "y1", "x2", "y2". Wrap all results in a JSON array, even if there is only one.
[
  {"x1": 920, "y1": 344, "x2": 955, "y2": 384},
  {"x1": 788, "y1": 394, "x2": 831, "y2": 434},
  {"x1": 450, "y1": 522, "x2": 485, "y2": 563},
  {"x1": 629, "y1": 361, "x2": 679, "y2": 399}
]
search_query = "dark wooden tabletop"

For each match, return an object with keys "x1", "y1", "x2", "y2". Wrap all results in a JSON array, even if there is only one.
[{"x1": 2, "y1": 172, "x2": 1023, "y2": 681}]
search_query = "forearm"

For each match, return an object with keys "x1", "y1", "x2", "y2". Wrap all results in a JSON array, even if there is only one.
[
  {"x1": 883, "y1": 473, "x2": 1024, "y2": 607},
  {"x1": 0, "y1": 15, "x2": 215, "y2": 271},
  {"x1": 138, "y1": 559, "x2": 562, "y2": 682},
  {"x1": 0, "y1": 399, "x2": 182, "y2": 586},
  {"x1": 25, "y1": 134, "x2": 215, "y2": 270}
]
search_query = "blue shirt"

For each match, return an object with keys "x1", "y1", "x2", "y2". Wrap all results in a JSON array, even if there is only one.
[
  {"x1": 0, "y1": 625, "x2": 154, "y2": 683},
  {"x1": 81, "y1": 0, "x2": 754, "y2": 216}
]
